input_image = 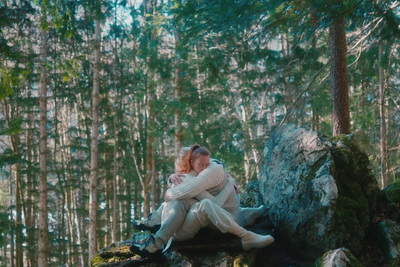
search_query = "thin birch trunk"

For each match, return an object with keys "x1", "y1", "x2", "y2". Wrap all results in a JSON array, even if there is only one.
[
  {"x1": 174, "y1": 30, "x2": 183, "y2": 156},
  {"x1": 25, "y1": 82, "x2": 36, "y2": 267},
  {"x1": 379, "y1": 43, "x2": 387, "y2": 188},
  {"x1": 112, "y1": 32, "x2": 119, "y2": 244},
  {"x1": 9, "y1": 165, "x2": 15, "y2": 267},
  {"x1": 89, "y1": 17, "x2": 101, "y2": 262}
]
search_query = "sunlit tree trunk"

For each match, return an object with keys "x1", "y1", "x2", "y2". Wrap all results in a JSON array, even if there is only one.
[
  {"x1": 89, "y1": 17, "x2": 101, "y2": 262},
  {"x1": 142, "y1": 0, "x2": 158, "y2": 217},
  {"x1": 145, "y1": 100, "x2": 155, "y2": 216},
  {"x1": 9, "y1": 169, "x2": 14, "y2": 267},
  {"x1": 3, "y1": 96, "x2": 23, "y2": 267},
  {"x1": 75, "y1": 94, "x2": 86, "y2": 266},
  {"x1": 25, "y1": 80, "x2": 36, "y2": 267},
  {"x1": 174, "y1": 28, "x2": 183, "y2": 156},
  {"x1": 112, "y1": 24, "x2": 119, "y2": 243},
  {"x1": 38, "y1": 27, "x2": 49, "y2": 267},
  {"x1": 329, "y1": 11, "x2": 350, "y2": 135},
  {"x1": 379, "y1": 43, "x2": 387, "y2": 188}
]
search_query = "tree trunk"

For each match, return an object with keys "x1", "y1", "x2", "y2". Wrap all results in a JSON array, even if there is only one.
[
  {"x1": 174, "y1": 30, "x2": 183, "y2": 157},
  {"x1": 112, "y1": 24, "x2": 119, "y2": 243},
  {"x1": 14, "y1": 163, "x2": 23, "y2": 267},
  {"x1": 144, "y1": 131, "x2": 153, "y2": 217},
  {"x1": 38, "y1": 27, "x2": 49, "y2": 267},
  {"x1": 9, "y1": 166, "x2": 15, "y2": 267},
  {"x1": 142, "y1": 0, "x2": 158, "y2": 217},
  {"x1": 379, "y1": 43, "x2": 387, "y2": 188},
  {"x1": 4, "y1": 96, "x2": 23, "y2": 267},
  {"x1": 25, "y1": 82, "x2": 36, "y2": 267},
  {"x1": 329, "y1": 13, "x2": 351, "y2": 135},
  {"x1": 89, "y1": 18, "x2": 101, "y2": 262}
]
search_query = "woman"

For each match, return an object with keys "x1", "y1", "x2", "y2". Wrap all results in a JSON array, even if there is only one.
[{"x1": 130, "y1": 145, "x2": 274, "y2": 257}]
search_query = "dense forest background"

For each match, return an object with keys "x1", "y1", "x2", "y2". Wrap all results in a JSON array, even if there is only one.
[{"x1": 0, "y1": 0, "x2": 399, "y2": 266}]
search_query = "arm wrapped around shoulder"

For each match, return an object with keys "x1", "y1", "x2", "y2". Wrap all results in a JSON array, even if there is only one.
[{"x1": 165, "y1": 162, "x2": 225, "y2": 201}]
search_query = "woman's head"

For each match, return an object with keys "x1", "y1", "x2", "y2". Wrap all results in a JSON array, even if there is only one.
[{"x1": 180, "y1": 144, "x2": 211, "y2": 174}]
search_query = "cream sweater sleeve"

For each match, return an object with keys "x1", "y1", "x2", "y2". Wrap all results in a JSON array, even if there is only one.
[
  {"x1": 165, "y1": 162, "x2": 225, "y2": 201},
  {"x1": 194, "y1": 177, "x2": 235, "y2": 206}
]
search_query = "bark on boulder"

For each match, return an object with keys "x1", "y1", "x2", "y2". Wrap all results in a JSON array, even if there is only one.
[{"x1": 259, "y1": 124, "x2": 380, "y2": 258}]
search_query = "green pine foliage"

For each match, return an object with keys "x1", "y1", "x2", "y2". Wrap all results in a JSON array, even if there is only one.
[{"x1": 0, "y1": 0, "x2": 399, "y2": 265}]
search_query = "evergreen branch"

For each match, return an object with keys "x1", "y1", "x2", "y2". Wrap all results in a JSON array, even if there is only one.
[
  {"x1": 348, "y1": 17, "x2": 383, "y2": 51},
  {"x1": 249, "y1": 62, "x2": 329, "y2": 180},
  {"x1": 348, "y1": 46, "x2": 364, "y2": 69},
  {"x1": 278, "y1": 62, "x2": 329, "y2": 128},
  {"x1": 236, "y1": 14, "x2": 267, "y2": 47},
  {"x1": 321, "y1": 0, "x2": 366, "y2": 21}
]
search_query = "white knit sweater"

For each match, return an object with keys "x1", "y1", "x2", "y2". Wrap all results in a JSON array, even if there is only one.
[{"x1": 165, "y1": 161, "x2": 226, "y2": 201}]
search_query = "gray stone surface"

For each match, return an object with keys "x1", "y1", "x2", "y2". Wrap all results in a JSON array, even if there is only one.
[
  {"x1": 314, "y1": 247, "x2": 363, "y2": 267},
  {"x1": 377, "y1": 219, "x2": 400, "y2": 267},
  {"x1": 240, "y1": 179, "x2": 263, "y2": 208},
  {"x1": 259, "y1": 124, "x2": 379, "y2": 258}
]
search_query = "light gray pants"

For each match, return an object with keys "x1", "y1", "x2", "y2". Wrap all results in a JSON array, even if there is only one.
[
  {"x1": 154, "y1": 199, "x2": 196, "y2": 246},
  {"x1": 174, "y1": 199, "x2": 244, "y2": 241}
]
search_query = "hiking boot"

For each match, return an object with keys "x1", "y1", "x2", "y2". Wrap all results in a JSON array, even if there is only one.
[
  {"x1": 130, "y1": 235, "x2": 162, "y2": 257},
  {"x1": 132, "y1": 212, "x2": 161, "y2": 233}
]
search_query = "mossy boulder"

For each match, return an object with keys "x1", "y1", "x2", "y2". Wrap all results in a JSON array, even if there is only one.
[
  {"x1": 376, "y1": 219, "x2": 400, "y2": 266},
  {"x1": 259, "y1": 124, "x2": 379, "y2": 259},
  {"x1": 91, "y1": 226, "x2": 273, "y2": 267},
  {"x1": 381, "y1": 180, "x2": 400, "y2": 222},
  {"x1": 240, "y1": 179, "x2": 263, "y2": 208},
  {"x1": 314, "y1": 247, "x2": 363, "y2": 267}
]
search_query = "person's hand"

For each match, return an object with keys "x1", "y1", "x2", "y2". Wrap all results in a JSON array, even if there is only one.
[{"x1": 169, "y1": 173, "x2": 184, "y2": 186}]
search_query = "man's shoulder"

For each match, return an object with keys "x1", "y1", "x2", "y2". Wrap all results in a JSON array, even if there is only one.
[{"x1": 211, "y1": 158, "x2": 225, "y2": 165}]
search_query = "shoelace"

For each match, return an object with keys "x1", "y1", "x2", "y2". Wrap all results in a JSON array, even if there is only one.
[
  {"x1": 135, "y1": 235, "x2": 155, "y2": 251},
  {"x1": 162, "y1": 237, "x2": 173, "y2": 253}
]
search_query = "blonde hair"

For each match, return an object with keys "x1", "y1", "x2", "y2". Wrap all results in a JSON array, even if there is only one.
[
  {"x1": 181, "y1": 144, "x2": 211, "y2": 173},
  {"x1": 175, "y1": 147, "x2": 190, "y2": 173}
]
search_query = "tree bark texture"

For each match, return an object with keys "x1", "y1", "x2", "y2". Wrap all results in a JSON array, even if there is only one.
[
  {"x1": 38, "y1": 28, "x2": 49, "y2": 267},
  {"x1": 89, "y1": 18, "x2": 101, "y2": 262},
  {"x1": 379, "y1": 43, "x2": 387, "y2": 188},
  {"x1": 329, "y1": 14, "x2": 351, "y2": 135},
  {"x1": 174, "y1": 30, "x2": 183, "y2": 157},
  {"x1": 25, "y1": 84, "x2": 36, "y2": 267}
]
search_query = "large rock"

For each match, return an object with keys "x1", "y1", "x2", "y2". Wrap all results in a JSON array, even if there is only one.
[
  {"x1": 240, "y1": 179, "x2": 263, "y2": 208},
  {"x1": 314, "y1": 247, "x2": 363, "y2": 267},
  {"x1": 377, "y1": 219, "x2": 400, "y2": 266},
  {"x1": 259, "y1": 124, "x2": 379, "y2": 258},
  {"x1": 381, "y1": 180, "x2": 400, "y2": 222}
]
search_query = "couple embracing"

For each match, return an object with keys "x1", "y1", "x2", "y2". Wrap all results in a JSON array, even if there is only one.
[{"x1": 130, "y1": 144, "x2": 274, "y2": 257}]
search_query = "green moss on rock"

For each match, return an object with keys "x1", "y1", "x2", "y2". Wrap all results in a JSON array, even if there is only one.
[
  {"x1": 385, "y1": 179, "x2": 400, "y2": 205},
  {"x1": 233, "y1": 253, "x2": 254, "y2": 267},
  {"x1": 91, "y1": 241, "x2": 138, "y2": 267},
  {"x1": 327, "y1": 135, "x2": 379, "y2": 253}
]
